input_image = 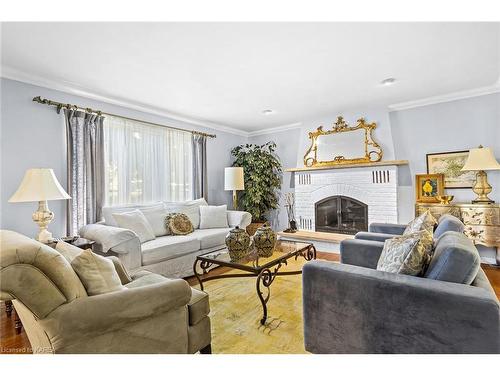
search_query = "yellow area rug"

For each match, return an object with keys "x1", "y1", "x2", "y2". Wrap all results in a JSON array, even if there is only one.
[{"x1": 195, "y1": 257, "x2": 309, "y2": 354}]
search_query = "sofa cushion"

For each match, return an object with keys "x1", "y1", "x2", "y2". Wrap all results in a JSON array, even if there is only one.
[
  {"x1": 141, "y1": 236, "x2": 201, "y2": 266},
  {"x1": 433, "y1": 214, "x2": 465, "y2": 239},
  {"x1": 199, "y1": 205, "x2": 229, "y2": 229},
  {"x1": 376, "y1": 230, "x2": 433, "y2": 276},
  {"x1": 188, "y1": 288, "x2": 210, "y2": 326},
  {"x1": 424, "y1": 231, "x2": 480, "y2": 284},
  {"x1": 112, "y1": 209, "x2": 156, "y2": 243},
  {"x1": 188, "y1": 228, "x2": 231, "y2": 248},
  {"x1": 56, "y1": 241, "x2": 125, "y2": 296},
  {"x1": 102, "y1": 202, "x2": 164, "y2": 227},
  {"x1": 164, "y1": 198, "x2": 208, "y2": 229},
  {"x1": 141, "y1": 206, "x2": 170, "y2": 237},
  {"x1": 166, "y1": 213, "x2": 194, "y2": 235}
]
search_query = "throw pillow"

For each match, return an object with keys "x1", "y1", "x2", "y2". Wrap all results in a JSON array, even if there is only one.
[
  {"x1": 112, "y1": 209, "x2": 156, "y2": 243},
  {"x1": 403, "y1": 210, "x2": 437, "y2": 236},
  {"x1": 55, "y1": 241, "x2": 125, "y2": 296},
  {"x1": 199, "y1": 205, "x2": 229, "y2": 229},
  {"x1": 377, "y1": 230, "x2": 434, "y2": 276},
  {"x1": 140, "y1": 206, "x2": 169, "y2": 237},
  {"x1": 164, "y1": 198, "x2": 208, "y2": 229},
  {"x1": 165, "y1": 213, "x2": 194, "y2": 235}
]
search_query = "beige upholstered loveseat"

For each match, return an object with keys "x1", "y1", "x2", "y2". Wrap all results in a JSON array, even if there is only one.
[{"x1": 0, "y1": 230, "x2": 211, "y2": 354}]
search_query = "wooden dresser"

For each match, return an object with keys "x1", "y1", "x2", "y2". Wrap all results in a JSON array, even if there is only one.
[{"x1": 415, "y1": 202, "x2": 500, "y2": 265}]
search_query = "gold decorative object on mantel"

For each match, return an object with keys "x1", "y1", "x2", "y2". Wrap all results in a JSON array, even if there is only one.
[{"x1": 303, "y1": 116, "x2": 383, "y2": 167}]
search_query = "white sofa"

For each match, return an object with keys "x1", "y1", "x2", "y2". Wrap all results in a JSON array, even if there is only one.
[{"x1": 79, "y1": 199, "x2": 251, "y2": 278}]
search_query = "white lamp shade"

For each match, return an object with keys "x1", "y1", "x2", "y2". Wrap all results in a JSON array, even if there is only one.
[
  {"x1": 224, "y1": 167, "x2": 245, "y2": 191},
  {"x1": 9, "y1": 168, "x2": 71, "y2": 203},
  {"x1": 462, "y1": 147, "x2": 500, "y2": 171}
]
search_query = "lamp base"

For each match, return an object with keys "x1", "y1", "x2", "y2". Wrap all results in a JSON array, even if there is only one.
[
  {"x1": 33, "y1": 200, "x2": 55, "y2": 243},
  {"x1": 471, "y1": 170, "x2": 494, "y2": 204},
  {"x1": 232, "y1": 190, "x2": 238, "y2": 210}
]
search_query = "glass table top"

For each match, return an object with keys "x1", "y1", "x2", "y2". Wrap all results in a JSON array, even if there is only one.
[{"x1": 197, "y1": 239, "x2": 313, "y2": 272}]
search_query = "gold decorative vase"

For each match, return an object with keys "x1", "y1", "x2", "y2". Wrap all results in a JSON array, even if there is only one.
[
  {"x1": 225, "y1": 226, "x2": 251, "y2": 262},
  {"x1": 253, "y1": 224, "x2": 277, "y2": 258},
  {"x1": 436, "y1": 195, "x2": 454, "y2": 204}
]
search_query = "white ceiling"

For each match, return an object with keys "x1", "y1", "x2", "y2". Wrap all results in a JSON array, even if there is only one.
[{"x1": 1, "y1": 22, "x2": 499, "y2": 133}]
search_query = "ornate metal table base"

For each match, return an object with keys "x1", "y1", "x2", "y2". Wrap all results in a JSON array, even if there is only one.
[
  {"x1": 4, "y1": 300, "x2": 23, "y2": 334},
  {"x1": 193, "y1": 244, "x2": 316, "y2": 325}
]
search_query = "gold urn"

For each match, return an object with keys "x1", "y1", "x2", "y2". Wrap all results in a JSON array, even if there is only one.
[{"x1": 253, "y1": 224, "x2": 277, "y2": 258}]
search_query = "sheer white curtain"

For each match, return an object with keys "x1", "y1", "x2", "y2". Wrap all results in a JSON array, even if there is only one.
[{"x1": 103, "y1": 115, "x2": 193, "y2": 206}]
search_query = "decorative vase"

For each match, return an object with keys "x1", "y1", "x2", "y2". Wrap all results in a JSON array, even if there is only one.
[
  {"x1": 253, "y1": 223, "x2": 277, "y2": 257},
  {"x1": 225, "y1": 226, "x2": 251, "y2": 261}
]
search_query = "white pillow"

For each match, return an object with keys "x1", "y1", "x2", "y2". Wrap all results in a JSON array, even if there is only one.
[
  {"x1": 199, "y1": 205, "x2": 229, "y2": 229},
  {"x1": 112, "y1": 210, "x2": 156, "y2": 243},
  {"x1": 140, "y1": 206, "x2": 169, "y2": 237},
  {"x1": 102, "y1": 202, "x2": 164, "y2": 227},
  {"x1": 164, "y1": 198, "x2": 208, "y2": 229}
]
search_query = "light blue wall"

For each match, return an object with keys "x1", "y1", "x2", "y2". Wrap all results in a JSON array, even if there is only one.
[
  {"x1": 390, "y1": 93, "x2": 500, "y2": 223},
  {"x1": 0, "y1": 78, "x2": 246, "y2": 237}
]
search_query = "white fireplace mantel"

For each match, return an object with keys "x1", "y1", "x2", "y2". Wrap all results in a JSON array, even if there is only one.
[{"x1": 293, "y1": 162, "x2": 403, "y2": 232}]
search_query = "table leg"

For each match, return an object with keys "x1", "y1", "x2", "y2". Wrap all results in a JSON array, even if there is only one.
[
  {"x1": 5, "y1": 300, "x2": 13, "y2": 318},
  {"x1": 14, "y1": 309, "x2": 22, "y2": 334},
  {"x1": 193, "y1": 259, "x2": 204, "y2": 291},
  {"x1": 256, "y1": 268, "x2": 275, "y2": 325}
]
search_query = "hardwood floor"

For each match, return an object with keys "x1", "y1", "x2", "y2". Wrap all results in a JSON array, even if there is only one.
[{"x1": 1, "y1": 251, "x2": 498, "y2": 354}]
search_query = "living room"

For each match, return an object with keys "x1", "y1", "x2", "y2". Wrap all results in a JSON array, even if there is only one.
[{"x1": 1, "y1": 1, "x2": 499, "y2": 371}]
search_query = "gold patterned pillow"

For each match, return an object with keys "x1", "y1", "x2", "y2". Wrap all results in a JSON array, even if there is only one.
[
  {"x1": 377, "y1": 230, "x2": 434, "y2": 276},
  {"x1": 403, "y1": 210, "x2": 437, "y2": 236},
  {"x1": 164, "y1": 213, "x2": 194, "y2": 235}
]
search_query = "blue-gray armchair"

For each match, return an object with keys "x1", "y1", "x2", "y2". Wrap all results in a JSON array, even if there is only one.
[{"x1": 302, "y1": 231, "x2": 500, "y2": 354}]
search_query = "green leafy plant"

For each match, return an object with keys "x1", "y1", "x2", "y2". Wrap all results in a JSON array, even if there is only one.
[{"x1": 231, "y1": 141, "x2": 283, "y2": 222}]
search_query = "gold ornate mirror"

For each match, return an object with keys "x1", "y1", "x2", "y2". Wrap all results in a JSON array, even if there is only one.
[{"x1": 303, "y1": 116, "x2": 383, "y2": 167}]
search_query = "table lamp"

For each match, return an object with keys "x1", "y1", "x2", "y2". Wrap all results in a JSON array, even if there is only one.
[
  {"x1": 461, "y1": 146, "x2": 500, "y2": 204},
  {"x1": 9, "y1": 168, "x2": 71, "y2": 243},
  {"x1": 224, "y1": 167, "x2": 244, "y2": 209}
]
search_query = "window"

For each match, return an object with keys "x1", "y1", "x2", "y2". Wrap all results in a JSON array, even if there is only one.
[{"x1": 103, "y1": 115, "x2": 193, "y2": 206}]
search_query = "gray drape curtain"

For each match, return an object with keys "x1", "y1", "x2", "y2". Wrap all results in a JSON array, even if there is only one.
[
  {"x1": 192, "y1": 133, "x2": 208, "y2": 201},
  {"x1": 64, "y1": 109, "x2": 105, "y2": 235}
]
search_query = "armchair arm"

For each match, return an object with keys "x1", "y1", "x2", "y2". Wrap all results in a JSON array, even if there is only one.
[
  {"x1": 354, "y1": 232, "x2": 397, "y2": 242},
  {"x1": 369, "y1": 222, "x2": 407, "y2": 235},
  {"x1": 340, "y1": 239, "x2": 384, "y2": 269},
  {"x1": 227, "y1": 210, "x2": 252, "y2": 229},
  {"x1": 79, "y1": 223, "x2": 138, "y2": 253},
  {"x1": 303, "y1": 261, "x2": 500, "y2": 354},
  {"x1": 42, "y1": 279, "x2": 192, "y2": 343}
]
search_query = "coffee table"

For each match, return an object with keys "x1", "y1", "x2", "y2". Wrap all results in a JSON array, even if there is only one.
[{"x1": 193, "y1": 240, "x2": 316, "y2": 325}]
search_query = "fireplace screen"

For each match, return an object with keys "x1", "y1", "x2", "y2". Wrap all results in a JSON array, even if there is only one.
[{"x1": 315, "y1": 195, "x2": 368, "y2": 235}]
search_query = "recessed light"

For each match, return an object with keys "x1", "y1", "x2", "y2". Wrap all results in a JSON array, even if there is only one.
[
  {"x1": 261, "y1": 109, "x2": 275, "y2": 115},
  {"x1": 380, "y1": 78, "x2": 396, "y2": 86}
]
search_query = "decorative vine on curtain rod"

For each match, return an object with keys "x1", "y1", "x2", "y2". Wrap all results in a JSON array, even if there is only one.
[{"x1": 32, "y1": 96, "x2": 217, "y2": 138}]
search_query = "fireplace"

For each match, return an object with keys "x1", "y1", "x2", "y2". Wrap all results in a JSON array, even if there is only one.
[{"x1": 315, "y1": 195, "x2": 368, "y2": 235}]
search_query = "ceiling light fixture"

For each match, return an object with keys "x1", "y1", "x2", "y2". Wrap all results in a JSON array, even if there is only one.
[
  {"x1": 261, "y1": 109, "x2": 275, "y2": 115},
  {"x1": 380, "y1": 78, "x2": 397, "y2": 86}
]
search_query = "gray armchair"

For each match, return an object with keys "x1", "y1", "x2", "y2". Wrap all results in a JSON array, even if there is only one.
[
  {"x1": 303, "y1": 231, "x2": 500, "y2": 354},
  {"x1": 0, "y1": 230, "x2": 211, "y2": 354},
  {"x1": 354, "y1": 214, "x2": 464, "y2": 242}
]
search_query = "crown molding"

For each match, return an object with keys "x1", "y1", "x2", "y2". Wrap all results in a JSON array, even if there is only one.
[
  {"x1": 388, "y1": 82, "x2": 500, "y2": 112},
  {"x1": 247, "y1": 122, "x2": 303, "y2": 137},
  {"x1": 0, "y1": 65, "x2": 250, "y2": 137}
]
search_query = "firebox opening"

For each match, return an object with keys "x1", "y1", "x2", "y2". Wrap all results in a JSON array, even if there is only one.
[{"x1": 315, "y1": 195, "x2": 368, "y2": 235}]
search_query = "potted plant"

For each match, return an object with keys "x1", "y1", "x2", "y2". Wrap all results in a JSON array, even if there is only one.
[{"x1": 230, "y1": 141, "x2": 283, "y2": 235}]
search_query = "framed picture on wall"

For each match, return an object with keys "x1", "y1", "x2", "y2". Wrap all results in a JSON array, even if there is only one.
[
  {"x1": 426, "y1": 150, "x2": 476, "y2": 189},
  {"x1": 415, "y1": 173, "x2": 445, "y2": 203}
]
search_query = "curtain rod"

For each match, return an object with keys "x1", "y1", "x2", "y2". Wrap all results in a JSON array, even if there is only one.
[{"x1": 32, "y1": 96, "x2": 217, "y2": 138}]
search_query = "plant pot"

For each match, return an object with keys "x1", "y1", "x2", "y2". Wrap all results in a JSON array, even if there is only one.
[
  {"x1": 246, "y1": 221, "x2": 268, "y2": 236},
  {"x1": 225, "y1": 226, "x2": 251, "y2": 262},
  {"x1": 253, "y1": 223, "x2": 277, "y2": 258}
]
